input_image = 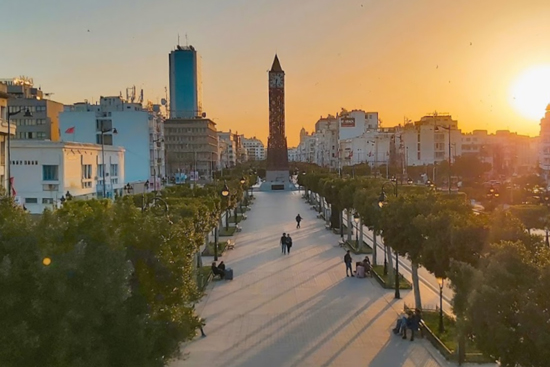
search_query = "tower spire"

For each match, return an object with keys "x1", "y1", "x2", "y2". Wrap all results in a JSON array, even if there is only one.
[{"x1": 270, "y1": 54, "x2": 283, "y2": 72}]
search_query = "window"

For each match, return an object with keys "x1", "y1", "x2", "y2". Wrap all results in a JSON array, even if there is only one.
[
  {"x1": 110, "y1": 164, "x2": 118, "y2": 177},
  {"x1": 82, "y1": 164, "x2": 92, "y2": 179},
  {"x1": 96, "y1": 134, "x2": 113, "y2": 145},
  {"x1": 98, "y1": 164, "x2": 105, "y2": 178},
  {"x1": 43, "y1": 184, "x2": 59, "y2": 191},
  {"x1": 25, "y1": 198, "x2": 38, "y2": 204},
  {"x1": 42, "y1": 198, "x2": 53, "y2": 204},
  {"x1": 42, "y1": 165, "x2": 59, "y2": 181},
  {"x1": 37, "y1": 132, "x2": 46, "y2": 139}
]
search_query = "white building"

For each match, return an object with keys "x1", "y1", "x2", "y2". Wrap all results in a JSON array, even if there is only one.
[
  {"x1": 288, "y1": 147, "x2": 298, "y2": 162},
  {"x1": 217, "y1": 131, "x2": 237, "y2": 169},
  {"x1": 11, "y1": 141, "x2": 125, "y2": 213},
  {"x1": 59, "y1": 95, "x2": 164, "y2": 186},
  {"x1": 400, "y1": 113, "x2": 462, "y2": 166},
  {"x1": 242, "y1": 136, "x2": 265, "y2": 161},
  {"x1": 0, "y1": 83, "x2": 15, "y2": 192},
  {"x1": 338, "y1": 110, "x2": 378, "y2": 141}
]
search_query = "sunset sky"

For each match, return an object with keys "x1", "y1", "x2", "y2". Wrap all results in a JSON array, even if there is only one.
[{"x1": 3, "y1": 0, "x2": 550, "y2": 146}]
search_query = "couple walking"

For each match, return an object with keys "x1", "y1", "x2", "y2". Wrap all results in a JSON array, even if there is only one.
[{"x1": 280, "y1": 233, "x2": 293, "y2": 254}]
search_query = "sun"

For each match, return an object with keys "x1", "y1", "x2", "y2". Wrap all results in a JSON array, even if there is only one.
[{"x1": 510, "y1": 66, "x2": 550, "y2": 120}]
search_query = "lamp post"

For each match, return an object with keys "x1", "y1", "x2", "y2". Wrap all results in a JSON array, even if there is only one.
[
  {"x1": 6, "y1": 108, "x2": 32, "y2": 197},
  {"x1": 152, "y1": 138, "x2": 164, "y2": 191},
  {"x1": 97, "y1": 126, "x2": 118, "y2": 199},
  {"x1": 378, "y1": 180, "x2": 400, "y2": 299},
  {"x1": 124, "y1": 183, "x2": 133, "y2": 195},
  {"x1": 435, "y1": 124, "x2": 452, "y2": 194},
  {"x1": 216, "y1": 183, "x2": 230, "y2": 261},
  {"x1": 59, "y1": 190, "x2": 72, "y2": 205},
  {"x1": 437, "y1": 277, "x2": 445, "y2": 333},
  {"x1": 240, "y1": 176, "x2": 246, "y2": 209},
  {"x1": 353, "y1": 212, "x2": 360, "y2": 247},
  {"x1": 221, "y1": 181, "x2": 230, "y2": 231}
]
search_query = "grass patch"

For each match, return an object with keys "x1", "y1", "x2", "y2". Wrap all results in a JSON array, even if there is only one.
[
  {"x1": 219, "y1": 227, "x2": 236, "y2": 236},
  {"x1": 371, "y1": 264, "x2": 412, "y2": 289},
  {"x1": 201, "y1": 241, "x2": 228, "y2": 256},
  {"x1": 228, "y1": 214, "x2": 245, "y2": 224},
  {"x1": 344, "y1": 240, "x2": 373, "y2": 254},
  {"x1": 418, "y1": 310, "x2": 493, "y2": 363}
]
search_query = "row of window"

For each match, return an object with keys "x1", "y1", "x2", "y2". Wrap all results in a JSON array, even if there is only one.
[
  {"x1": 13, "y1": 132, "x2": 47, "y2": 139},
  {"x1": 166, "y1": 127, "x2": 208, "y2": 134},
  {"x1": 8, "y1": 105, "x2": 47, "y2": 113},
  {"x1": 12, "y1": 160, "x2": 39, "y2": 165},
  {"x1": 12, "y1": 119, "x2": 47, "y2": 126}
]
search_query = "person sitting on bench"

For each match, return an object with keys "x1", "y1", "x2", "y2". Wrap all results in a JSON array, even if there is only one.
[
  {"x1": 218, "y1": 261, "x2": 226, "y2": 271},
  {"x1": 211, "y1": 262, "x2": 225, "y2": 279},
  {"x1": 362, "y1": 256, "x2": 372, "y2": 276}
]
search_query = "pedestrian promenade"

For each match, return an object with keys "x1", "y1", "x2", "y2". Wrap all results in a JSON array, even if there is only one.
[{"x1": 169, "y1": 191, "x2": 477, "y2": 367}]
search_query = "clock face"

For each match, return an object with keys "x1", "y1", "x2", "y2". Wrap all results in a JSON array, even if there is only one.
[{"x1": 270, "y1": 73, "x2": 284, "y2": 88}]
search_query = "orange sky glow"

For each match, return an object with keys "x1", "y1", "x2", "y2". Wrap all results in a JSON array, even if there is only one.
[{"x1": 3, "y1": 0, "x2": 550, "y2": 147}]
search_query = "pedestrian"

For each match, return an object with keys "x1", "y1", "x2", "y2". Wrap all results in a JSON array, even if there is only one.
[
  {"x1": 403, "y1": 309, "x2": 420, "y2": 341},
  {"x1": 295, "y1": 214, "x2": 302, "y2": 228},
  {"x1": 281, "y1": 232, "x2": 287, "y2": 254},
  {"x1": 286, "y1": 233, "x2": 293, "y2": 254},
  {"x1": 344, "y1": 250, "x2": 354, "y2": 277}
]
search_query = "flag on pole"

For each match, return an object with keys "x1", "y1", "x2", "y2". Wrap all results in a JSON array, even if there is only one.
[{"x1": 65, "y1": 126, "x2": 75, "y2": 134}]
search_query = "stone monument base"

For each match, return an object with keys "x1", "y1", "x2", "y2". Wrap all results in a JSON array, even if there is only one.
[{"x1": 259, "y1": 170, "x2": 294, "y2": 191}]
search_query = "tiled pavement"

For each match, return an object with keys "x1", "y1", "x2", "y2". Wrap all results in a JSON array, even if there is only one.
[{"x1": 169, "y1": 190, "x2": 487, "y2": 367}]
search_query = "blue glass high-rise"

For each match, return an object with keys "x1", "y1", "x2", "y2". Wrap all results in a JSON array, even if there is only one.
[{"x1": 169, "y1": 45, "x2": 203, "y2": 119}]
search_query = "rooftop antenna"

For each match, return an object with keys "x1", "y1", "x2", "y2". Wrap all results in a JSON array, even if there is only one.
[
  {"x1": 185, "y1": 33, "x2": 189, "y2": 46},
  {"x1": 177, "y1": 33, "x2": 180, "y2": 46}
]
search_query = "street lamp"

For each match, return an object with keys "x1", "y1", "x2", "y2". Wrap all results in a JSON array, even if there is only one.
[
  {"x1": 59, "y1": 190, "x2": 72, "y2": 205},
  {"x1": 124, "y1": 183, "x2": 133, "y2": 195},
  {"x1": 6, "y1": 108, "x2": 32, "y2": 197},
  {"x1": 435, "y1": 124, "x2": 452, "y2": 194},
  {"x1": 221, "y1": 181, "x2": 230, "y2": 231},
  {"x1": 378, "y1": 180, "x2": 400, "y2": 299},
  {"x1": 353, "y1": 212, "x2": 360, "y2": 247},
  {"x1": 437, "y1": 277, "x2": 445, "y2": 333},
  {"x1": 97, "y1": 126, "x2": 118, "y2": 199}
]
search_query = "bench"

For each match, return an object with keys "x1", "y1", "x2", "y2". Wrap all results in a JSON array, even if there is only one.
[
  {"x1": 317, "y1": 213, "x2": 322, "y2": 219},
  {"x1": 338, "y1": 238, "x2": 345, "y2": 247},
  {"x1": 325, "y1": 223, "x2": 331, "y2": 230},
  {"x1": 226, "y1": 239, "x2": 235, "y2": 250},
  {"x1": 235, "y1": 225, "x2": 242, "y2": 232},
  {"x1": 242, "y1": 214, "x2": 248, "y2": 220}
]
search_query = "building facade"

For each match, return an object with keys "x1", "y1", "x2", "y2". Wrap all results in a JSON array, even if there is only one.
[
  {"x1": 60, "y1": 96, "x2": 165, "y2": 185},
  {"x1": 169, "y1": 45, "x2": 203, "y2": 119},
  {"x1": 164, "y1": 118, "x2": 218, "y2": 180},
  {"x1": 2, "y1": 77, "x2": 62, "y2": 141},
  {"x1": 11, "y1": 141, "x2": 124, "y2": 213},
  {"x1": 242, "y1": 136, "x2": 265, "y2": 161},
  {"x1": 0, "y1": 83, "x2": 15, "y2": 192},
  {"x1": 218, "y1": 131, "x2": 237, "y2": 169}
]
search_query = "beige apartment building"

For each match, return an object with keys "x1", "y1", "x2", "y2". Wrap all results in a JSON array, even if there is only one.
[
  {"x1": 164, "y1": 118, "x2": 218, "y2": 179},
  {"x1": 3, "y1": 78, "x2": 62, "y2": 141}
]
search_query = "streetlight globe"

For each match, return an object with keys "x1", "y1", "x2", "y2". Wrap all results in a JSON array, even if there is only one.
[
  {"x1": 353, "y1": 213, "x2": 360, "y2": 224},
  {"x1": 43, "y1": 257, "x2": 52, "y2": 266},
  {"x1": 221, "y1": 182, "x2": 230, "y2": 197},
  {"x1": 436, "y1": 276, "x2": 444, "y2": 288},
  {"x1": 240, "y1": 176, "x2": 245, "y2": 184}
]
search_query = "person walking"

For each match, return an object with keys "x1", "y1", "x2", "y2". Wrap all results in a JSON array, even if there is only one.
[
  {"x1": 295, "y1": 214, "x2": 302, "y2": 228},
  {"x1": 344, "y1": 250, "x2": 354, "y2": 277},
  {"x1": 281, "y1": 233, "x2": 287, "y2": 255},
  {"x1": 286, "y1": 233, "x2": 293, "y2": 254}
]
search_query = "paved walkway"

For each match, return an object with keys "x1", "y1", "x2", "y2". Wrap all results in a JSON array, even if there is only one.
[{"x1": 169, "y1": 191, "x2": 469, "y2": 367}]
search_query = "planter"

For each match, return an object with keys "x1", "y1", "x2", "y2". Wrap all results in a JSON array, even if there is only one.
[
  {"x1": 219, "y1": 227, "x2": 236, "y2": 236},
  {"x1": 371, "y1": 264, "x2": 412, "y2": 289},
  {"x1": 344, "y1": 240, "x2": 373, "y2": 254}
]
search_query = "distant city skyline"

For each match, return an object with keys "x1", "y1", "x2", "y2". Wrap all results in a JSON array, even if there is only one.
[{"x1": 3, "y1": 0, "x2": 550, "y2": 146}]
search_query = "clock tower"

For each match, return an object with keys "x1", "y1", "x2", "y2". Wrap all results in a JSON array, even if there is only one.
[{"x1": 265, "y1": 54, "x2": 290, "y2": 188}]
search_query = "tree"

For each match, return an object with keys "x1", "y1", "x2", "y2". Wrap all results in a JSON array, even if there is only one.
[
  {"x1": 466, "y1": 241, "x2": 550, "y2": 367},
  {"x1": 509, "y1": 205, "x2": 547, "y2": 234}
]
